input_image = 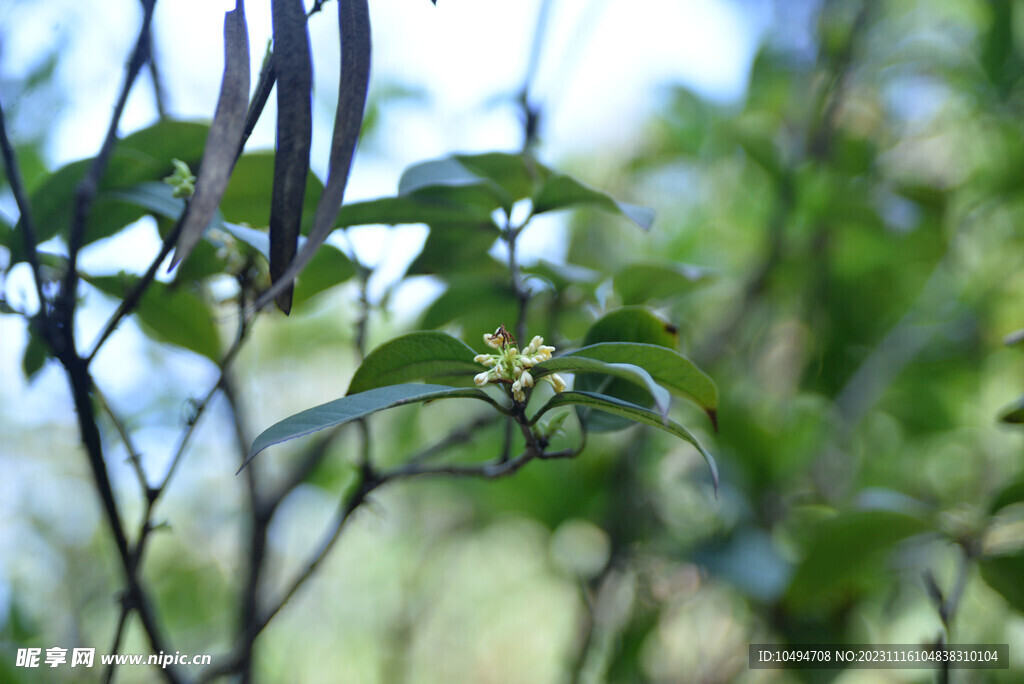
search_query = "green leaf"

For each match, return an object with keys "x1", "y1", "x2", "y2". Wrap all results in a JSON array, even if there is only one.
[
  {"x1": 785, "y1": 510, "x2": 933, "y2": 607},
  {"x1": 219, "y1": 153, "x2": 323, "y2": 234},
  {"x1": 407, "y1": 222, "x2": 501, "y2": 275},
  {"x1": 336, "y1": 195, "x2": 493, "y2": 228},
  {"x1": 583, "y1": 306, "x2": 679, "y2": 348},
  {"x1": 531, "y1": 357, "x2": 671, "y2": 421},
  {"x1": 532, "y1": 390, "x2": 717, "y2": 492},
  {"x1": 543, "y1": 342, "x2": 717, "y2": 421},
  {"x1": 17, "y1": 121, "x2": 209, "y2": 262},
  {"x1": 22, "y1": 320, "x2": 49, "y2": 381},
  {"x1": 84, "y1": 274, "x2": 220, "y2": 363},
  {"x1": 347, "y1": 331, "x2": 483, "y2": 395},
  {"x1": 109, "y1": 181, "x2": 187, "y2": 221},
  {"x1": 523, "y1": 260, "x2": 603, "y2": 294},
  {"x1": 399, "y1": 157, "x2": 512, "y2": 213},
  {"x1": 532, "y1": 173, "x2": 654, "y2": 230},
  {"x1": 420, "y1": 274, "x2": 518, "y2": 335},
  {"x1": 244, "y1": 383, "x2": 499, "y2": 468},
  {"x1": 454, "y1": 152, "x2": 549, "y2": 202},
  {"x1": 998, "y1": 394, "x2": 1024, "y2": 424},
  {"x1": 292, "y1": 242, "x2": 356, "y2": 309},
  {"x1": 577, "y1": 307, "x2": 680, "y2": 430},
  {"x1": 214, "y1": 222, "x2": 354, "y2": 307},
  {"x1": 979, "y1": 551, "x2": 1024, "y2": 613},
  {"x1": 613, "y1": 262, "x2": 715, "y2": 305},
  {"x1": 1004, "y1": 329, "x2": 1024, "y2": 347},
  {"x1": 989, "y1": 477, "x2": 1024, "y2": 514}
]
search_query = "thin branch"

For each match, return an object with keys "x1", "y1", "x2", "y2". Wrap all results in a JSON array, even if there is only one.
[
  {"x1": 0, "y1": 98, "x2": 49, "y2": 317},
  {"x1": 504, "y1": 215, "x2": 533, "y2": 349},
  {"x1": 354, "y1": 262, "x2": 372, "y2": 360},
  {"x1": 200, "y1": 463, "x2": 378, "y2": 683},
  {"x1": 93, "y1": 383, "x2": 149, "y2": 494},
  {"x1": 405, "y1": 413, "x2": 500, "y2": 466},
  {"x1": 60, "y1": 0, "x2": 157, "y2": 328},
  {"x1": 517, "y1": 0, "x2": 553, "y2": 148},
  {"x1": 139, "y1": 0, "x2": 168, "y2": 120},
  {"x1": 86, "y1": 204, "x2": 183, "y2": 364},
  {"x1": 158, "y1": 313, "x2": 252, "y2": 494}
]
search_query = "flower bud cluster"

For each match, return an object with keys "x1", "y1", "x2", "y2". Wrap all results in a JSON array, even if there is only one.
[
  {"x1": 473, "y1": 329, "x2": 567, "y2": 403},
  {"x1": 164, "y1": 159, "x2": 196, "y2": 199}
]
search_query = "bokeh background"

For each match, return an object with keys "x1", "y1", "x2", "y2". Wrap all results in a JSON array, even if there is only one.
[{"x1": 2, "y1": 0, "x2": 1024, "y2": 682}]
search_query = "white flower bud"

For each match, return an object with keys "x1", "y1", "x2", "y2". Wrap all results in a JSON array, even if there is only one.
[
  {"x1": 547, "y1": 373, "x2": 566, "y2": 393},
  {"x1": 529, "y1": 336, "x2": 544, "y2": 352},
  {"x1": 521, "y1": 370, "x2": 534, "y2": 388},
  {"x1": 474, "y1": 372, "x2": 490, "y2": 386}
]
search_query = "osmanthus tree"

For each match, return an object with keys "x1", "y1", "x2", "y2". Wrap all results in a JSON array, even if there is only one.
[{"x1": 0, "y1": 0, "x2": 719, "y2": 681}]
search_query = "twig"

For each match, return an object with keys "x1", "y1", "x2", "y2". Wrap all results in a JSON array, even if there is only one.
[
  {"x1": 140, "y1": 0, "x2": 168, "y2": 119},
  {"x1": 93, "y1": 383, "x2": 149, "y2": 494},
  {"x1": 159, "y1": 313, "x2": 252, "y2": 494},
  {"x1": 517, "y1": 0, "x2": 553, "y2": 149},
  {"x1": 60, "y1": 0, "x2": 157, "y2": 329},
  {"x1": 86, "y1": 219, "x2": 182, "y2": 363},
  {"x1": 0, "y1": 97, "x2": 49, "y2": 317},
  {"x1": 406, "y1": 413, "x2": 500, "y2": 466}
]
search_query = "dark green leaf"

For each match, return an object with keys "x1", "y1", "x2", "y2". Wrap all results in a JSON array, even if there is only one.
[
  {"x1": 337, "y1": 195, "x2": 493, "y2": 228},
  {"x1": 532, "y1": 173, "x2": 654, "y2": 230},
  {"x1": 220, "y1": 221, "x2": 270, "y2": 258},
  {"x1": 577, "y1": 307, "x2": 680, "y2": 430},
  {"x1": 399, "y1": 157, "x2": 512, "y2": 213},
  {"x1": 523, "y1": 260, "x2": 602, "y2": 294},
  {"x1": 583, "y1": 306, "x2": 678, "y2": 348},
  {"x1": 614, "y1": 262, "x2": 715, "y2": 305},
  {"x1": 541, "y1": 342, "x2": 717, "y2": 421},
  {"x1": 219, "y1": 153, "x2": 323, "y2": 232},
  {"x1": 531, "y1": 357, "x2": 670, "y2": 421},
  {"x1": 84, "y1": 274, "x2": 221, "y2": 363},
  {"x1": 171, "y1": 2, "x2": 250, "y2": 269},
  {"x1": 999, "y1": 394, "x2": 1024, "y2": 424},
  {"x1": 785, "y1": 510, "x2": 932, "y2": 607},
  {"x1": 244, "y1": 383, "x2": 499, "y2": 468},
  {"x1": 16, "y1": 121, "x2": 209, "y2": 262},
  {"x1": 989, "y1": 477, "x2": 1024, "y2": 514},
  {"x1": 347, "y1": 331, "x2": 482, "y2": 394},
  {"x1": 22, "y1": 320, "x2": 48, "y2": 381},
  {"x1": 292, "y1": 242, "x2": 355, "y2": 309},
  {"x1": 979, "y1": 551, "x2": 1024, "y2": 613},
  {"x1": 268, "y1": 0, "x2": 314, "y2": 313},
  {"x1": 532, "y1": 390, "x2": 717, "y2": 492},
  {"x1": 1004, "y1": 329, "x2": 1024, "y2": 347},
  {"x1": 420, "y1": 274, "x2": 518, "y2": 334},
  {"x1": 407, "y1": 222, "x2": 501, "y2": 275},
  {"x1": 109, "y1": 181, "x2": 187, "y2": 221},
  {"x1": 454, "y1": 152, "x2": 549, "y2": 202}
]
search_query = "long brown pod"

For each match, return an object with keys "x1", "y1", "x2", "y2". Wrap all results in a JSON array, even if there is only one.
[
  {"x1": 254, "y1": 0, "x2": 371, "y2": 313},
  {"x1": 170, "y1": 0, "x2": 250, "y2": 270},
  {"x1": 268, "y1": 0, "x2": 314, "y2": 313}
]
